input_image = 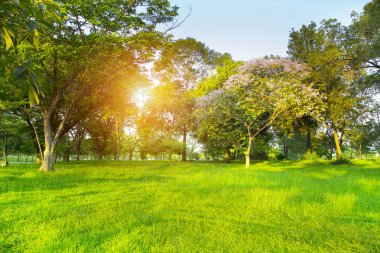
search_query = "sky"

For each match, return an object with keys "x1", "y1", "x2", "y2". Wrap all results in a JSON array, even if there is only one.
[{"x1": 167, "y1": 0, "x2": 369, "y2": 61}]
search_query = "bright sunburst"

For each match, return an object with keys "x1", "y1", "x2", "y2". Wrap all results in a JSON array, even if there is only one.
[{"x1": 133, "y1": 89, "x2": 149, "y2": 108}]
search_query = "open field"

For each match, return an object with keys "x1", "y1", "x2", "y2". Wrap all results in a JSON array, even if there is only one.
[{"x1": 0, "y1": 160, "x2": 379, "y2": 252}]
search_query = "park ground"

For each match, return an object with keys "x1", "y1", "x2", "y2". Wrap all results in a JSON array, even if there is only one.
[{"x1": 0, "y1": 160, "x2": 379, "y2": 252}]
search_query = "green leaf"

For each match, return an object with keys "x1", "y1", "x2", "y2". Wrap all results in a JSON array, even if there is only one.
[
  {"x1": 28, "y1": 86, "x2": 40, "y2": 105},
  {"x1": 2, "y1": 28, "x2": 14, "y2": 50},
  {"x1": 32, "y1": 73, "x2": 42, "y2": 94},
  {"x1": 50, "y1": 11, "x2": 61, "y2": 22},
  {"x1": 13, "y1": 0, "x2": 20, "y2": 6},
  {"x1": 38, "y1": 2, "x2": 46, "y2": 11},
  {"x1": 33, "y1": 29, "x2": 40, "y2": 50}
]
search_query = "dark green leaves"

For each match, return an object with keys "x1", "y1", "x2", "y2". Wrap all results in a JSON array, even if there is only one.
[
  {"x1": 14, "y1": 66, "x2": 27, "y2": 80},
  {"x1": 14, "y1": 65, "x2": 42, "y2": 105},
  {"x1": 38, "y1": 2, "x2": 47, "y2": 12}
]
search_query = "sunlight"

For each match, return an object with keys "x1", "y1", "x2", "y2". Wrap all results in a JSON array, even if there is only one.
[{"x1": 133, "y1": 89, "x2": 149, "y2": 108}]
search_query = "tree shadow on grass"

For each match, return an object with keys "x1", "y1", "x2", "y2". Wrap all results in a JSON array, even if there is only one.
[{"x1": 0, "y1": 171, "x2": 171, "y2": 194}]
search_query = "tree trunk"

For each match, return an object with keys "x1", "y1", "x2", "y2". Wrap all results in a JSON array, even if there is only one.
[
  {"x1": 76, "y1": 141, "x2": 82, "y2": 161},
  {"x1": 40, "y1": 144, "x2": 55, "y2": 172},
  {"x1": 63, "y1": 149, "x2": 70, "y2": 162},
  {"x1": 359, "y1": 142, "x2": 362, "y2": 159},
  {"x1": 1, "y1": 111, "x2": 8, "y2": 167},
  {"x1": 24, "y1": 113, "x2": 44, "y2": 164},
  {"x1": 40, "y1": 116, "x2": 55, "y2": 172},
  {"x1": 181, "y1": 126, "x2": 187, "y2": 161},
  {"x1": 350, "y1": 144, "x2": 353, "y2": 159},
  {"x1": 306, "y1": 128, "x2": 311, "y2": 153},
  {"x1": 226, "y1": 148, "x2": 232, "y2": 161},
  {"x1": 245, "y1": 137, "x2": 253, "y2": 168},
  {"x1": 333, "y1": 128, "x2": 343, "y2": 160},
  {"x1": 114, "y1": 115, "x2": 120, "y2": 161},
  {"x1": 2, "y1": 130, "x2": 8, "y2": 167},
  {"x1": 283, "y1": 136, "x2": 289, "y2": 159},
  {"x1": 128, "y1": 150, "x2": 133, "y2": 160}
]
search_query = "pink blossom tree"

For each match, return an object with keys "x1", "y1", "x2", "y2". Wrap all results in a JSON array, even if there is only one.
[{"x1": 197, "y1": 58, "x2": 323, "y2": 168}]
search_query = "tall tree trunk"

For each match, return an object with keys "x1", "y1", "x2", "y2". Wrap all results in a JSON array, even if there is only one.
[
  {"x1": 181, "y1": 126, "x2": 187, "y2": 161},
  {"x1": 2, "y1": 131, "x2": 8, "y2": 166},
  {"x1": 306, "y1": 128, "x2": 311, "y2": 152},
  {"x1": 63, "y1": 150, "x2": 70, "y2": 162},
  {"x1": 63, "y1": 135, "x2": 70, "y2": 162},
  {"x1": 350, "y1": 144, "x2": 353, "y2": 159},
  {"x1": 1, "y1": 111, "x2": 8, "y2": 167},
  {"x1": 128, "y1": 150, "x2": 133, "y2": 160},
  {"x1": 283, "y1": 136, "x2": 289, "y2": 159},
  {"x1": 115, "y1": 116, "x2": 120, "y2": 161},
  {"x1": 333, "y1": 128, "x2": 343, "y2": 160},
  {"x1": 226, "y1": 148, "x2": 232, "y2": 161},
  {"x1": 74, "y1": 120, "x2": 87, "y2": 161},
  {"x1": 40, "y1": 116, "x2": 55, "y2": 172},
  {"x1": 245, "y1": 137, "x2": 253, "y2": 168},
  {"x1": 76, "y1": 141, "x2": 82, "y2": 161}
]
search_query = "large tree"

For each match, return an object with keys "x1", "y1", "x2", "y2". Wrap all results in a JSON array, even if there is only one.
[
  {"x1": 349, "y1": 0, "x2": 380, "y2": 72},
  {"x1": 197, "y1": 58, "x2": 322, "y2": 168},
  {"x1": 2, "y1": 1, "x2": 179, "y2": 171},
  {"x1": 152, "y1": 38, "x2": 223, "y2": 161},
  {"x1": 194, "y1": 58, "x2": 243, "y2": 160},
  {"x1": 288, "y1": 19, "x2": 363, "y2": 160}
]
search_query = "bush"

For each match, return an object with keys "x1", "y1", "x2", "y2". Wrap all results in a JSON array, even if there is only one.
[
  {"x1": 303, "y1": 150, "x2": 319, "y2": 160},
  {"x1": 276, "y1": 153, "x2": 286, "y2": 160},
  {"x1": 331, "y1": 157, "x2": 352, "y2": 165}
]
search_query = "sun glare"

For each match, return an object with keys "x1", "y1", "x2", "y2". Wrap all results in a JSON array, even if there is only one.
[{"x1": 133, "y1": 89, "x2": 149, "y2": 108}]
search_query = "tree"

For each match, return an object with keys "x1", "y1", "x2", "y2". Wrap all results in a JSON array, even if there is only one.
[
  {"x1": 2, "y1": 1, "x2": 179, "y2": 171},
  {"x1": 194, "y1": 56, "x2": 242, "y2": 96},
  {"x1": 153, "y1": 38, "x2": 223, "y2": 161},
  {"x1": 197, "y1": 58, "x2": 322, "y2": 167},
  {"x1": 122, "y1": 133, "x2": 139, "y2": 161},
  {"x1": 70, "y1": 119, "x2": 88, "y2": 161},
  {"x1": 194, "y1": 58, "x2": 245, "y2": 160},
  {"x1": 288, "y1": 19, "x2": 363, "y2": 160},
  {"x1": 349, "y1": 0, "x2": 380, "y2": 72},
  {"x1": 87, "y1": 114, "x2": 114, "y2": 160}
]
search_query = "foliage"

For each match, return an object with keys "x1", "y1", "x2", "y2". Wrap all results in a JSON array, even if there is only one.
[
  {"x1": 288, "y1": 19, "x2": 365, "y2": 160},
  {"x1": 149, "y1": 37, "x2": 223, "y2": 161},
  {"x1": 331, "y1": 157, "x2": 352, "y2": 165},
  {"x1": 276, "y1": 153, "x2": 286, "y2": 160},
  {"x1": 303, "y1": 150, "x2": 319, "y2": 160},
  {"x1": 349, "y1": 0, "x2": 380, "y2": 71},
  {"x1": 194, "y1": 56, "x2": 242, "y2": 96},
  {"x1": 1, "y1": 0, "x2": 180, "y2": 171},
  {"x1": 197, "y1": 58, "x2": 323, "y2": 167}
]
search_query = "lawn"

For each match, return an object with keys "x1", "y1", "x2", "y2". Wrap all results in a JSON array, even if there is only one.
[{"x1": 0, "y1": 160, "x2": 379, "y2": 252}]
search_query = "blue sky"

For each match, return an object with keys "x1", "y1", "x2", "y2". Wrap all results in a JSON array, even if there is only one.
[{"x1": 168, "y1": 0, "x2": 369, "y2": 60}]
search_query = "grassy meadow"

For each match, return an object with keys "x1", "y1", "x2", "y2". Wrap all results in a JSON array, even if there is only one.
[{"x1": 0, "y1": 160, "x2": 379, "y2": 252}]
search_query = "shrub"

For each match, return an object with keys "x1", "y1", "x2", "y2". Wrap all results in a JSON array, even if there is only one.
[
  {"x1": 304, "y1": 150, "x2": 319, "y2": 160},
  {"x1": 276, "y1": 153, "x2": 286, "y2": 160},
  {"x1": 331, "y1": 157, "x2": 352, "y2": 165}
]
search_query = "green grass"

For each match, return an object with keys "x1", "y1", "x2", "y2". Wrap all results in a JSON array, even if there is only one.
[{"x1": 0, "y1": 160, "x2": 379, "y2": 252}]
